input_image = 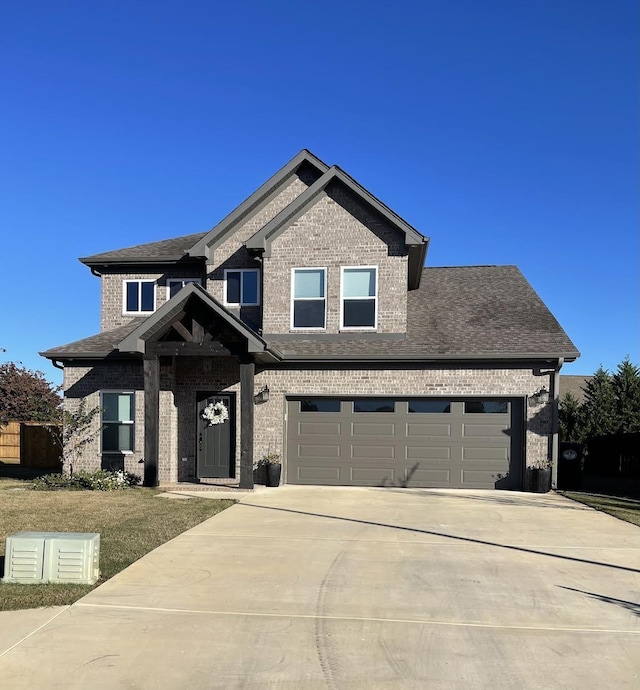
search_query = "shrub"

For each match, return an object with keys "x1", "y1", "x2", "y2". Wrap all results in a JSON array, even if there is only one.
[{"x1": 32, "y1": 470, "x2": 140, "y2": 492}]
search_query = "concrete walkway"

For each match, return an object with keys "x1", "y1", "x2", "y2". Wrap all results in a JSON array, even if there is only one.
[{"x1": 1, "y1": 487, "x2": 639, "y2": 688}]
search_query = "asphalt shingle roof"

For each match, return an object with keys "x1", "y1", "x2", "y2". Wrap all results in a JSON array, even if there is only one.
[
  {"x1": 41, "y1": 320, "x2": 146, "y2": 358},
  {"x1": 79, "y1": 233, "x2": 207, "y2": 264},
  {"x1": 42, "y1": 265, "x2": 579, "y2": 361}
]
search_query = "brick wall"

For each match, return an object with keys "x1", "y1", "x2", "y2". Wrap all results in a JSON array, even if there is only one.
[
  {"x1": 100, "y1": 268, "x2": 206, "y2": 332},
  {"x1": 262, "y1": 186, "x2": 408, "y2": 334},
  {"x1": 64, "y1": 360, "x2": 553, "y2": 485}
]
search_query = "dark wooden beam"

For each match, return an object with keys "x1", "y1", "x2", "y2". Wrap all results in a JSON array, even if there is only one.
[
  {"x1": 172, "y1": 321, "x2": 193, "y2": 342},
  {"x1": 148, "y1": 342, "x2": 231, "y2": 357},
  {"x1": 143, "y1": 356, "x2": 160, "y2": 488},
  {"x1": 192, "y1": 317, "x2": 205, "y2": 343},
  {"x1": 239, "y1": 358, "x2": 255, "y2": 490}
]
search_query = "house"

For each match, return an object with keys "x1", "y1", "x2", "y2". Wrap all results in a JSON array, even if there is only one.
[{"x1": 41, "y1": 150, "x2": 579, "y2": 491}]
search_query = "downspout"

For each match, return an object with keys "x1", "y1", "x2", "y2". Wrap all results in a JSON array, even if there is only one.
[
  {"x1": 550, "y1": 357, "x2": 564, "y2": 489},
  {"x1": 90, "y1": 267, "x2": 102, "y2": 277}
]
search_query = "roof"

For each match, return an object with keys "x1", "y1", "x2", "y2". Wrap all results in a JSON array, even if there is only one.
[
  {"x1": 559, "y1": 375, "x2": 592, "y2": 402},
  {"x1": 43, "y1": 266, "x2": 579, "y2": 363},
  {"x1": 80, "y1": 233, "x2": 206, "y2": 267},
  {"x1": 40, "y1": 320, "x2": 146, "y2": 359},
  {"x1": 118, "y1": 283, "x2": 275, "y2": 357},
  {"x1": 265, "y1": 266, "x2": 580, "y2": 360}
]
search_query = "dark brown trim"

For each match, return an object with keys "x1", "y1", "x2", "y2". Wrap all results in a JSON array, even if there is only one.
[
  {"x1": 239, "y1": 358, "x2": 255, "y2": 489},
  {"x1": 143, "y1": 356, "x2": 160, "y2": 487},
  {"x1": 148, "y1": 342, "x2": 232, "y2": 356}
]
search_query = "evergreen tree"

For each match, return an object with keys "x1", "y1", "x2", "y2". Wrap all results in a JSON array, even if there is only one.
[
  {"x1": 558, "y1": 392, "x2": 584, "y2": 443},
  {"x1": 611, "y1": 357, "x2": 640, "y2": 433},
  {"x1": 581, "y1": 366, "x2": 617, "y2": 438}
]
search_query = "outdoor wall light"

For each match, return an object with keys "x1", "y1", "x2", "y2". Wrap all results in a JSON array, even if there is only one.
[
  {"x1": 254, "y1": 385, "x2": 270, "y2": 404},
  {"x1": 529, "y1": 387, "x2": 550, "y2": 407}
]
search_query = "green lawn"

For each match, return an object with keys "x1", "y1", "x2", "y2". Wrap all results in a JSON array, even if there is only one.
[
  {"x1": 562, "y1": 491, "x2": 640, "y2": 527},
  {"x1": 0, "y1": 478, "x2": 234, "y2": 611}
]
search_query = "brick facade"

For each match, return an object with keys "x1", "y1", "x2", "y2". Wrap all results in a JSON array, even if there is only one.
[
  {"x1": 64, "y1": 360, "x2": 553, "y2": 486},
  {"x1": 262, "y1": 188, "x2": 408, "y2": 334}
]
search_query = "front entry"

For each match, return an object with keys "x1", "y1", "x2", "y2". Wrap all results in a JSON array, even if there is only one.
[{"x1": 197, "y1": 392, "x2": 235, "y2": 479}]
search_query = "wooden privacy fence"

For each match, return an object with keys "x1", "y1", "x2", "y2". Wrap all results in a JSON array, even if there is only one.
[{"x1": 0, "y1": 421, "x2": 62, "y2": 469}]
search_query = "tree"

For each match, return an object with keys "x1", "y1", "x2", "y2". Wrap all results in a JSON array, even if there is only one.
[
  {"x1": 580, "y1": 366, "x2": 617, "y2": 439},
  {"x1": 0, "y1": 361, "x2": 62, "y2": 423},
  {"x1": 558, "y1": 392, "x2": 584, "y2": 444},
  {"x1": 55, "y1": 400, "x2": 102, "y2": 475},
  {"x1": 611, "y1": 357, "x2": 640, "y2": 433}
]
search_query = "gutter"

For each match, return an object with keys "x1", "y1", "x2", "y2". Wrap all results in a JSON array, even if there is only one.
[{"x1": 551, "y1": 357, "x2": 564, "y2": 489}]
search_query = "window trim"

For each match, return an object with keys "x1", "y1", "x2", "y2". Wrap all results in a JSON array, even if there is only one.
[
  {"x1": 340, "y1": 265, "x2": 378, "y2": 330},
  {"x1": 223, "y1": 268, "x2": 260, "y2": 307},
  {"x1": 290, "y1": 267, "x2": 327, "y2": 331},
  {"x1": 122, "y1": 279, "x2": 156, "y2": 315},
  {"x1": 167, "y1": 278, "x2": 201, "y2": 299},
  {"x1": 100, "y1": 390, "x2": 135, "y2": 455}
]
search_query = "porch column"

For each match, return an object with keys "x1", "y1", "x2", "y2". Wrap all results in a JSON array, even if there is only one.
[
  {"x1": 239, "y1": 356, "x2": 255, "y2": 489},
  {"x1": 143, "y1": 355, "x2": 160, "y2": 488}
]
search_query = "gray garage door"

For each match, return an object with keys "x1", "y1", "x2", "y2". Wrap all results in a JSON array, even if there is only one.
[{"x1": 286, "y1": 397, "x2": 523, "y2": 489}]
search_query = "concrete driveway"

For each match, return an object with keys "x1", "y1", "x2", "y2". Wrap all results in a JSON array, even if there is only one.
[{"x1": 1, "y1": 487, "x2": 639, "y2": 688}]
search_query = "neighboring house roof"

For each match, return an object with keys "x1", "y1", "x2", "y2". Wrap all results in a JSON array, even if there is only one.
[
  {"x1": 79, "y1": 233, "x2": 207, "y2": 267},
  {"x1": 188, "y1": 149, "x2": 330, "y2": 260},
  {"x1": 559, "y1": 375, "x2": 592, "y2": 402},
  {"x1": 245, "y1": 166, "x2": 429, "y2": 290},
  {"x1": 266, "y1": 266, "x2": 579, "y2": 360},
  {"x1": 42, "y1": 266, "x2": 579, "y2": 363}
]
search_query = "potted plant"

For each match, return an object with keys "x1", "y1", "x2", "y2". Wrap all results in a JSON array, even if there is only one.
[
  {"x1": 254, "y1": 452, "x2": 281, "y2": 487},
  {"x1": 528, "y1": 460, "x2": 552, "y2": 493}
]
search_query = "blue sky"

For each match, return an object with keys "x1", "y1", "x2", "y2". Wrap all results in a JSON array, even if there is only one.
[{"x1": 1, "y1": 1, "x2": 637, "y2": 386}]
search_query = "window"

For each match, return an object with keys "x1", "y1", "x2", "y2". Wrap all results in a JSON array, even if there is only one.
[
  {"x1": 409, "y1": 400, "x2": 451, "y2": 413},
  {"x1": 224, "y1": 269, "x2": 259, "y2": 306},
  {"x1": 300, "y1": 399, "x2": 341, "y2": 412},
  {"x1": 291, "y1": 268, "x2": 326, "y2": 329},
  {"x1": 353, "y1": 399, "x2": 395, "y2": 413},
  {"x1": 123, "y1": 280, "x2": 155, "y2": 314},
  {"x1": 341, "y1": 267, "x2": 377, "y2": 329},
  {"x1": 168, "y1": 278, "x2": 201, "y2": 299},
  {"x1": 101, "y1": 392, "x2": 135, "y2": 453},
  {"x1": 464, "y1": 400, "x2": 509, "y2": 414}
]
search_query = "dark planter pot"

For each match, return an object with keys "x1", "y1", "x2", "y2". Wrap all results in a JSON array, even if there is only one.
[
  {"x1": 253, "y1": 466, "x2": 267, "y2": 485},
  {"x1": 266, "y1": 463, "x2": 282, "y2": 487},
  {"x1": 529, "y1": 468, "x2": 552, "y2": 493}
]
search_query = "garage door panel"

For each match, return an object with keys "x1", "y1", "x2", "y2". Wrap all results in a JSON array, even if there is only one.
[
  {"x1": 461, "y1": 469, "x2": 503, "y2": 486},
  {"x1": 462, "y1": 447, "x2": 509, "y2": 461},
  {"x1": 351, "y1": 422, "x2": 395, "y2": 437},
  {"x1": 297, "y1": 444, "x2": 341, "y2": 458},
  {"x1": 463, "y1": 423, "x2": 509, "y2": 438},
  {"x1": 298, "y1": 422, "x2": 341, "y2": 436},
  {"x1": 286, "y1": 398, "x2": 522, "y2": 489},
  {"x1": 350, "y1": 467, "x2": 398, "y2": 483},
  {"x1": 296, "y1": 466, "x2": 341, "y2": 482},
  {"x1": 406, "y1": 423, "x2": 452, "y2": 437},
  {"x1": 406, "y1": 446, "x2": 451, "y2": 460},
  {"x1": 351, "y1": 445, "x2": 395, "y2": 459},
  {"x1": 405, "y1": 467, "x2": 452, "y2": 484}
]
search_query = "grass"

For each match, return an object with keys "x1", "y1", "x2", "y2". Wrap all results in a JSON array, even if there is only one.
[
  {"x1": 562, "y1": 491, "x2": 640, "y2": 527},
  {"x1": 0, "y1": 478, "x2": 234, "y2": 611}
]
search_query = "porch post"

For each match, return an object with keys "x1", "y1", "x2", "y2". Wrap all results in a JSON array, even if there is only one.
[
  {"x1": 143, "y1": 355, "x2": 160, "y2": 488},
  {"x1": 239, "y1": 356, "x2": 255, "y2": 490}
]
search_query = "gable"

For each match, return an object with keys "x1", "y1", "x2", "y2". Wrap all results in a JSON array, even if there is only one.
[
  {"x1": 245, "y1": 167, "x2": 428, "y2": 289},
  {"x1": 188, "y1": 150, "x2": 329, "y2": 261}
]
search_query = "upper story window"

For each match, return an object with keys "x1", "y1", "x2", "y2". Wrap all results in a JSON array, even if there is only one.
[
  {"x1": 123, "y1": 280, "x2": 155, "y2": 315},
  {"x1": 341, "y1": 266, "x2": 377, "y2": 329},
  {"x1": 224, "y1": 269, "x2": 259, "y2": 306},
  {"x1": 168, "y1": 278, "x2": 201, "y2": 299},
  {"x1": 291, "y1": 268, "x2": 326, "y2": 330},
  {"x1": 101, "y1": 391, "x2": 135, "y2": 454}
]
